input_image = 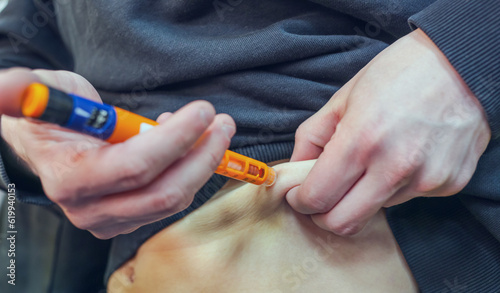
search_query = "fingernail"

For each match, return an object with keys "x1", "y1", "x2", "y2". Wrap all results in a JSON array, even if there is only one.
[
  {"x1": 286, "y1": 186, "x2": 319, "y2": 215},
  {"x1": 287, "y1": 186, "x2": 299, "y2": 199},
  {"x1": 222, "y1": 122, "x2": 236, "y2": 140},
  {"x1": 157, "y1": 112, "x2": 173, "y2": 124}
]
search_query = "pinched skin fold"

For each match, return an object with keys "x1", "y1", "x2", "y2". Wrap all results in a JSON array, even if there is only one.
[{"x1": 108, "y1": 160, "x2": 418, "y2": 293}]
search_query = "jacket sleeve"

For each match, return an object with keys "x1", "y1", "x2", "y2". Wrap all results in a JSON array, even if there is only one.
[
  {"x1": 408, "y1": 0, "x2": 500, "y2": 139},
  {"x1": 409, "y1": 0, "x2": 500, "y2": 248},
  {"x1": 0, "y1": 0, "x2": 73, "y2": 205}
]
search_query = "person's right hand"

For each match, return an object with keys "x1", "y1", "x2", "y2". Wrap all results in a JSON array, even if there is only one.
[{"x1": 0, "y1": 68, "x2": 236, "y2": 239}]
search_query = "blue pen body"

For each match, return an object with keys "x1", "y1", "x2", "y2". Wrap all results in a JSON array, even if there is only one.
[{"x1": 64, "y1": 93, "x2": 117, "y2": 140}]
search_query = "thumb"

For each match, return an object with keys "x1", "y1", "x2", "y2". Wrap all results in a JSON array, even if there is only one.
[
  {"x1": 291, "y1": 99, "x2": 340, "y2": 162},
  {"x1": 32, "y1": 69, "x2": 102, "y2": 103},
  {"x1": 0, "y1": 68, "x2": 102, "y2": 119},
  {"x1": 291, "y1": 67, "x2": 366, "y2": 162},
  {"x1": 0, "y1": 68, "x2": 41, "y2": 117},
  {"x1": 291, "y1": 82, "x2": 354, "y2": 162}
]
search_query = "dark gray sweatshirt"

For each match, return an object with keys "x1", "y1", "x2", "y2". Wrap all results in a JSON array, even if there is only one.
[{"x1": 0, "y1": 0, "x2": 498, "y2": 292}]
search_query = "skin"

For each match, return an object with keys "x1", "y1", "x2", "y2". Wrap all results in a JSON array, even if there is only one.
[
  {"x1": 286, "y1": 29, "x2": 492, "y2": 236},
  {"x1": 0, "y1": 68, "x2": 236, "y2": 239},
  {"x1": 108, "y1": 160, "x2": 418, "y2": 293}
]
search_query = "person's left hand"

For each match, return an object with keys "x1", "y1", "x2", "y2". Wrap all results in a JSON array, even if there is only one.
[{"x1": 286, "y1": 29, "x2": 491, "y2": 236}]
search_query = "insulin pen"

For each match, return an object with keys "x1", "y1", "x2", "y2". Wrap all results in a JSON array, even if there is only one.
[{"x1": 20, "y1": 83, "x2": 276, "y2": 186}]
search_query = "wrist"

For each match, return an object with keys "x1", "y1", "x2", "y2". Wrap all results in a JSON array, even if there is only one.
[{"x1": 409, "y1": 29, "x2": 491, "y2": 139}]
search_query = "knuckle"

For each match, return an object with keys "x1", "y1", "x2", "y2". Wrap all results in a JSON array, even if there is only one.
[
  {"x1": 115, "y1": 159, "x2": 153, "y2": 188},
  {"x1": 383, "y1": 162, "x2": 414, "y2": 188},
  {"x1": 45, "y1": 185, "x2": 76, "y2": 206},
  {"x1": 91, "y1": 231, "x2": 115, "y2": 240},
  {"x1": 172, "y1": 122, "x2": 207, "y2": 149},
  {"x1": 394, "y1": 160, "x2": 415, "y2": 178},
  {"x1": 352, "y1": 125, "x2": 385, "y2": 153},
  {"x1": 302, "y1": 191, "x2": 331, "y2": 213},
  {"x1": 172, "y1": 133, "x2": 192, "y2": 149},
  {"x1": 406, "y1": 147, "x2": 427, "y2": 168},
  {"x1": 156, "y1": 185, "x2": 194, "y2": 213},
  {"x1": 339, "y1": 129, "x2": 379, "y2": 166},
  {"x1": 449, "y1": 172, "x2": 472, "y2": 195},
  {"x1": 415, "y1": 172, "x2": 448, "y2": 194},
  {"x1": 294, "y1": 123, "x2": 308, "y2": 139},
  {"x1": 327, "y1": 221, "x2": 363, "y2": 236},
  {"x1": 356, "y1": 127, "x2": 378, "y2": 148},
  {"x1": 65, "y1": 208, "x2": 107, "y2": 232},
  {"x1": 69, "y1": 214, "x2": 96, "y2": 231},
  {"x1": 44, "y1": 177, "x2": 95, "y2": 206},
  {"x1": 296, "y1": 123, "x2": 329, "y2": 148}
]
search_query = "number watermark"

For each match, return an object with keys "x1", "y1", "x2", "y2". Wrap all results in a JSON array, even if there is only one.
[{"x1": 5, "y1": 183, "x2": 16, "y2": 286}]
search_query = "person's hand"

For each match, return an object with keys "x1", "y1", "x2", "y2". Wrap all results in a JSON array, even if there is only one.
[
  {"x1": 286, "y1": 29, "x2": 491, "y2": 236},
  {"x1": 0, "y1": 68, "x2": 236, "y2": 239}
]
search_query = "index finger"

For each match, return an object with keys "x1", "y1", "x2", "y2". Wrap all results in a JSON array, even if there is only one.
[
  {"x1": 42, "y1": 101, "x2": 218, "y2": 200},
  {"x1": 286, "y1": 122, "x2": 366, "y2": 215}
]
